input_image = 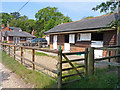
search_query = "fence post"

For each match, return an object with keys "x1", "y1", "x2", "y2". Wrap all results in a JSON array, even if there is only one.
[
  {"x1": 108, "y1": 51, "x2": 111, "y2": 67},
  {"x1": 3, "y1": 45, "x2": 4, "y2": 52},
  {"x1": 88, "y1": 47, "x2": 94, "y2": 75},
  {"x1": 2, "y1": 44, "x2": 3, "y2": 52},
  {"x1": 5, "y1": 45, "x2": 6, "y2": 53},
  {"x1": 108, "y1": 51, "x2": 111, "y2": 62},
  {"x1": 14, "y1": 46, "x2": 16, "y2": 60},
  {"x1": 21, "y1": 47, "x2": 23, "y2": 64},
  {"x1": 32, "y1": 49, "x2": 35, "y2": 70},
  {"x1": 57, "y1": 50, "x2": 62, "y2": 88},
  {"x1": 85, "y1": 48, "x2": 88, "y2": 75},
  {"x1": 117, "y1": 48, "x2": 120, "y2": 63},
  {"x1": 9, "y1": 45, "x2": 10, "y2": 55}
]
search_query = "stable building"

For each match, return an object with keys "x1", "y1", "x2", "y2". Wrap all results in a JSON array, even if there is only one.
[
  {"x1": 45, "y1": 13, "x2": 118, "y2": 58},
  {"x1": 0, "y1": 23, "x2": 36, "y2": 44}
]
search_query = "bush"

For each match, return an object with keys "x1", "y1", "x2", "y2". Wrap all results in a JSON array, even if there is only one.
[{"x1": 2, "y1": 41, "x2": 7, "y2": 43}]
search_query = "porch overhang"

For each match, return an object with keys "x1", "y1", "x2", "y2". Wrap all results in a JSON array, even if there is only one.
[{"x1": 45, "y1": 28, "x2": 115, "y2": 35}]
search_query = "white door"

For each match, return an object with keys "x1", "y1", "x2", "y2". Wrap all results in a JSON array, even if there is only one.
[
  {"x1": 45, "y1": 35, "x2": 49, "y2": 45},
  {"x1": 91, "y1": 41, "x2": 103, "y2": 58},
  {"x1": 69, "y1": 34, "x2": 75, "y2": 43},
  {"x1": 64, "y1": 43, "x2": 70, "y2": 52},
  {"x1": 53, "y1": 35, "x2": 57, "y2": 50}
]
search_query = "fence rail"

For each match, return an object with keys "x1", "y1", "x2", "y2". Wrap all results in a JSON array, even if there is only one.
[
  {"x1": 1, "y1": 43, "x2": 59, "y2": 74},
  {"x1": 1, "y1": 43, "x2": 120, "y2": 88},
  {"x1": 57, "y1": 48, "x2": 89, "y2": 88}
]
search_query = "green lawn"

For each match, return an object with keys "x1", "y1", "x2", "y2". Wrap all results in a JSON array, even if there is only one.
[
  {"x1": 1, "y1": 51, "x2": 120, "y2": 88},
  {"x1": 63, "y1": 66, "x2": 120, "y2": 88},
  {"x1": 24, "y1": 49, "x2": 57, "y2": 59},
  {"x1": 1, "y1": 51, "x2": 57, "y2": 88}
]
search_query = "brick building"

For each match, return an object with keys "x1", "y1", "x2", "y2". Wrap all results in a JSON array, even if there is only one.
[
  {"x1": 45, "y1": 13, "x2": 118, "y2": 58},
  {"x1": 0, "y1": 23, "x2": 36, "y2": 44}
]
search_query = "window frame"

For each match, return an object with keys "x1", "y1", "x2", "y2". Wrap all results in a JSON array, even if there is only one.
[{"x1": 77, "y1": 33, "x2": 91, "y2": 41}]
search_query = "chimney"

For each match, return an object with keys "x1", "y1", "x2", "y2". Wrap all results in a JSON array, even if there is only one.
[
  {"x1": 1, "y1": 24, "x2": 5, "y2": 28},
  {"x1": 7, "y1": 21, "x2": 9, "y2": 27},
  {"x1": 31, "y1": 29, "x2": 35, "y2": 35}
]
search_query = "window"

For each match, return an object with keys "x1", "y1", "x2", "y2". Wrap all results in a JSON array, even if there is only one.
[
  {"x1": 50, "y1": 35, "x2": 53, "y2": 43},
  {"x1": 77, "y1": 33, "x2": 91, "y2": 41},
  {"x1": 20, "y1": 37, "x2": 25, "y2": 41},
  {"x1": 65, "y1": 34, "x2": 69, "y2": 43},
  {"x1": 69, "y1": 34, "x2": 75, "y2": 43},
  {"x1": 91, "y1": 33, "x2": 103, "y2": 41}
]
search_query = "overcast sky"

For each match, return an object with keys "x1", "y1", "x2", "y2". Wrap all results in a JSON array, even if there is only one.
[{"x1": 1, "y1": 1, "x2": 107, "y2": 21}]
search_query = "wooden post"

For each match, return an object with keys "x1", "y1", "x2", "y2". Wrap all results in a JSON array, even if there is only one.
[
  {"x1": 14, "y1": 46, "x2": 16, "y2": 60},
  {"x1": 3, "y1": 45, "x2": 5, "y2": 52},
  {"x1": 57, "y1": 50, "x2": 62, "y2": 88},
  {"x1": 4, "y1": 45, "x2": 6, "y2": 54},
  {"x1": 32, "y1": 49, "x2": 35, "y2": 70},
  {"x1": 85, "y1": 48, "x2": 88, "y2": 75},
  {"x1": 9, "y1": 45, "x2": 10, "y2": 55},
  {"x1": 2, "y1": 44, "x2": 3, "y2": 52},
  {"x1": 108, "y1": 51, "x2": 111, "y2": 62},
  {"x1": 21, "y1": 47, "x2": 23, "y2": 64},
  {"x1": 108, "y1": 51, "x2": 111, "y2": 68},
  {"x1": 115, "y1": 50, "x2": 117, "y2": 60},
  {"x1": 88, "y1": 47, "x2": 94, "y2": 75}
]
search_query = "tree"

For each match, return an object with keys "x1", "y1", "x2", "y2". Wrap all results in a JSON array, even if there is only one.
[
  {"x1": 0, "y1": 7, "x2": 72, "y2": 38},
  {"x1": 10, "y1": 12, "x2": 20, "y2": 20},
  {"x1": 19, "y1": 15, "x2": 28, "y2": 21},
  {"x1": 0, "y1": 13, "x2": 13, "y2": 27},
  {"x1": 92, "y1": 0, "x2": 120, "y2": 62},
  {"x1": 35, "y1": 7, "x2": 72, "y2": 37},
  {"x1": 92, "y1": 1, "x2": 118, "y2": 13}
]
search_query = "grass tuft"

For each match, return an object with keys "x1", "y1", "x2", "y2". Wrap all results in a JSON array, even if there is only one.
[{"x1": 1, "y1": 52, "x2": 56, "y2": 88}]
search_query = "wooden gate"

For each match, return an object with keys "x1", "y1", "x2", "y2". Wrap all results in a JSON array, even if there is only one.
[{"x1": 57, "y1": 49, "x2": 88, "y2": 88}]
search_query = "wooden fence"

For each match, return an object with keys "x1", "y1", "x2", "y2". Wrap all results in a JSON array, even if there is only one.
[
  {"x1": 1, "y1": 43, "x2": 59, "y2": 75},
  {"x1": 57, "y1": 46, "x2": 120, "y2": 88},
  {"x1": 0, "y1": 43, "x2": 120, "y2": 88}
]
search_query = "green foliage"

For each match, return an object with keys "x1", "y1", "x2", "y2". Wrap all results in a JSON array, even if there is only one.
[
  {"x1": 0, "y1": 7, "x2": 72, "y2": 37},
  {"x1": 92, "y1": 1, "x2": 118, "y2": 13},
  {"x1": 63, "y1": 67, "x2": 119, "y2": 88},
  {"x1": 35, "y1": 7, "x2": 72, "y2": 37},
  {"x1": 0, "y1": 13, "x2": 13, "y2": 27},
  {"x1": 9, "y1": 15, "x2": 36, "y2": 33},
  {"x1": 35, "y1": 51, "x2": 57, "y2": 59},
  {"x1": 2, "y1": 41, "x2": 7, "y2": 43},
  {"x1": 10, "y1": 12, "x2": 21, "y2": 20},
  {"x1": 35, "y1": 51, "x2": 49, "y2": 56}
]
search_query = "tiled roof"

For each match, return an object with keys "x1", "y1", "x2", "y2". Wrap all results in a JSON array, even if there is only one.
[
  {"x1": 6, "y1": 31, "x2": 36, "y2": 38},
  {"x1": 9, "y1": 27, "x2": 21, "y2": 31},
  {"x1": 45, "y1": 13, "x2": 118, "y2": 34}
]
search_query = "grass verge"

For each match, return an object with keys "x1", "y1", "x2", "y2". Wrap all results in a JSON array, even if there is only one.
[
  {"x1": 1, "y1": 51, "x2": 120, "y2": 88},
  {"x1": 35, "y1": 51, "x2": 57, "y2": 59},
  {"x1": 1, "y1": 51, "x2": 57, "y2": 88},
  {"x1": 63, "y1": 66, "x2": 120, "y2": 88},
  {"x1": 24, "y1": 49, "x2": 57, "y2": 59}
]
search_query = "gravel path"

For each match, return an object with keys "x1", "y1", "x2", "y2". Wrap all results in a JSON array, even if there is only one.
[
  {"x1": 0, "y1": 63, "x2": 34, "y2": 89},
  {"x1": 16, "y1": 50, "x2": 58, "y2": 77}
]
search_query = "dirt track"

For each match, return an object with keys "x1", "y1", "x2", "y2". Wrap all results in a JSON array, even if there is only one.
[
  {"x1": 16, "y1": 50, "x2": 58, "y2": 77},
  {"x1": 0, "y1": 63, "x2": 33, "y2": 88}
]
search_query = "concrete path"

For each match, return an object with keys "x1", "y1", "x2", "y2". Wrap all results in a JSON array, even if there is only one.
[{"x1": 0, "y1": 63, "x2": 33, "y2": 89}]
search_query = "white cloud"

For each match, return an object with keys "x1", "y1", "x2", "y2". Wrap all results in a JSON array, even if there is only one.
[{"x1": 1, "y1": 0, "x2": 108, "y2": 2}]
